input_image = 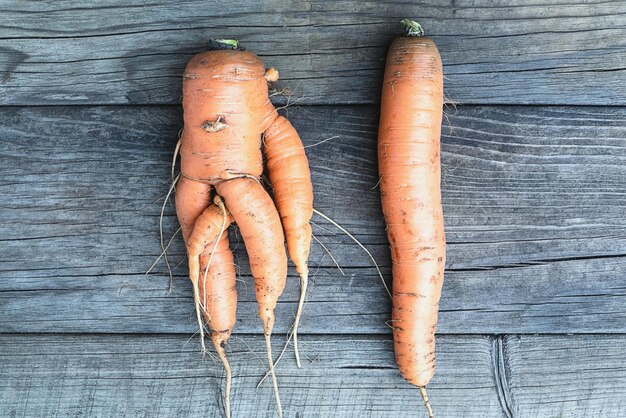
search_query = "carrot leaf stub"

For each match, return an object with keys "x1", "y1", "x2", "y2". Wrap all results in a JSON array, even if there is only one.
[
  {"x1": 401, "y1": 19, "x2": 425, "y2": 37},
  {"x1": 207, "y1": 38, "x2": 242, "y2": 51}
]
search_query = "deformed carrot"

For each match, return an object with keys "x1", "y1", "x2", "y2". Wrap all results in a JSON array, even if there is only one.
[{"x1": 174, "y1": 39, "x2": 313, "y2": 418}]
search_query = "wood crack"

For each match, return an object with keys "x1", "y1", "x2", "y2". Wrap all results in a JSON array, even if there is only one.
[{"x1": 492, "y1": 335, "x2": 514, "y2": 418}]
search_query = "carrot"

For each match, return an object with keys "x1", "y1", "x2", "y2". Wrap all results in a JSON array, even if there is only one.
[
  {"x1": 378, "y1": 20, "x2": 446, "y2": 417},
  {"x1": 264, "y1": 116, "x2": 313, "y2": 368},
  {"x1": 198, "y1": 229, "x2": 237, "y2": 418},
  {"x1": 174, "y1": 39, "x2": 312, "y2": 418},
  {"x1": 176, "y1": 190, "x2": 235, "y2": 416},
  {"x1": 186, "y1": 196, "x2": 237, "y2": 351}
]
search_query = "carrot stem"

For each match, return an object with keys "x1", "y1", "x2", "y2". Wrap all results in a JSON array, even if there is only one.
[
  {"x1": 401, "y1": 19, "x2": 425, "y2": 37},
  {"x1": 207, "y1": 39, "x2": 241, "y2": 51}
]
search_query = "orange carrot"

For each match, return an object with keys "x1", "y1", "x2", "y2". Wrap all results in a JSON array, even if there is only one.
[
  {"x1": 215, "y1": 178, "x2": 287, "y2": 336},
  {"x1": 176, "y1": 193, "x2": 234, "y2": 416},
  {"x1": 378, "y1": 20, "x2": 446, "y2": 417},
  {"x1": 175, "y1": 176, "x2": 212, "y2": 244},
  {"x1": 199, "y1": 229, "x2": 237, "y2": 418},
  {"x1": 185, "y1": 198, "x2": 232, "y2": 352},
  {"x1": 174, "y1": 39, "x2": 312, "y2": 418},
  {"x1": 264, "y1": 116, "x2": 313, "y2": 367}
]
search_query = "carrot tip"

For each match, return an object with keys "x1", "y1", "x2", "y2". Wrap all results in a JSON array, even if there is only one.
[
  {"x1": 212, "y1": 334, "x2": 232, "y2": 418},
  {"x1": 419, "y1": 386, "x2": 435, "y2": 418},
  {"x1": 401, "y1": 19, "x2": 425, "y2": 37},
  {"x1": 293, "y1": 269, "x2": 309, "y2": 368},
  {"x1": 264, "y1": 331, "x2": 283, "y2": 418}
]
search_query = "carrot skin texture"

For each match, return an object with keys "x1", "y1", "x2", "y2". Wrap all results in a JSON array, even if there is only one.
[
  {"x1": 378, "y1": 36, "x2": 446, "y2": 387},
  {"x1": 175, "y1": 176, "x2": 212, "y2": 243},
  {"x1": 198, "y1": 231, "x2": 237, "y2": 344},
  {"x1": 180, "y1": 50, "x2": 277, "y2": 183},
  {"x1": 185, "y1": 203, "x2": 232, "y2": 297},
  {"x1": 181, "y1": 200, "x2": 232, "y2": 354},
  {"x1": 264, "y1": 115, "x2": 313, "y2": 276},
  {"x1": 215, "y1": 178, "x2": 288, "y2": 335},
  {"x1": 186, "y1": 203, "x2": 232, "y2": 258}
]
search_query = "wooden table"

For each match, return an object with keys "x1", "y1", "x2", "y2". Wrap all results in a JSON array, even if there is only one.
[{"x1": 1, "y1": 2, "x2": 625, "y2": 417}]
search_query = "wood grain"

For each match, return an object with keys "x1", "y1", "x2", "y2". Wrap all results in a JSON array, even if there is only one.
[
  {"x1": 1, "y1": 0, "x2": 625, "y2": 105},
  {"x1": 506, "y1": 335, "x2": 626, "y2": 417},
  {"x1": 2, "y1": 334, "x2": 625, "y2": 418},
  {"x1": 1, "y1": 105, "x2": 624, "y2": 334}
]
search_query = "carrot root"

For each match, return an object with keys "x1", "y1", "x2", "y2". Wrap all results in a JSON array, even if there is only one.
[
  {"x1": 262, "y1": 115, "x2": 313, "y2": 367},
  {"x1": 265, "y1": 331, "x2": 283, "y2": 418},
  {"x1": 189, "y1": 254, "x2": 207, "y2": 354},
  {"x1": 201, "y1": 196, "x2": 229, "y2": 307},
  {"x1": 160, "y1": 173, "x2": 180, "y2": 292},
  {"x1": 145, "y1": 226, "x2": 180, "y2": 275},
  {"x1": 213, "y1": 333, "x2": 232, "y2": 418},
  {"x1": 312, "y1": 234, "x2": 345, "y2": 276},
  {"x1": 312, "y1": 208, "x2": 390, "y2": 297},
  {"x1": 419, "y1": 386, "x2": 434, "y2": 418},
  {"x1": 256, "y1": 326, "x2": 294, "y2": 389},
  {"x1": 292, "y1": 268, "x2": 308, "y2": 368},
  {"x1": 172, "y1": 138, "x2": 181, "y2": 181}
]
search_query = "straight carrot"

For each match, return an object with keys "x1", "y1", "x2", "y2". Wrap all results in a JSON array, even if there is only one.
[{"x1": 378, "y1": 20, "x2": 446, "y2": 417}]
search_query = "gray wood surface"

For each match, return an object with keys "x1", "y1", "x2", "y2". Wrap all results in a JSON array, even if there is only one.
[
  {"x1": 2, "y1": 0, "x2": 625, "y2": 105},
  {"x1": 2, "y1": 334, "x2": 625, "y2": 418},
  {"x1": 2, "y1": 2, "x2": 626, "y2": 416},
  {"x1": 1, "y1": 105, "x2": 624, "y2": 334},
  {"x1": 0, "y1": 334, "x2": 503, "y2": 418},
  {"x1": 505, "y1": 335, "x2": 626, "y2": 417}
]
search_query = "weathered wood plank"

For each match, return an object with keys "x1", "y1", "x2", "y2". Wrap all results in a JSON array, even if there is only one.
[
  {"x1": 0, "y1": 105, "x2": 625, "y2": 334},
  {"x1": 2, "y1": 259, "x2": 625, "y2": 335},
  {"x1": 0, "y1": 334, "x2": 501, "y2": 418},
  {"x1": 506, "y1": 335, "x2": 626, "y2": 417},
  {"x1": 2, "y1": 334, "x2": 625, "y2": 418},
  {"x1": 1, "y1": 0, "x2": 625, "y2": 105}
]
